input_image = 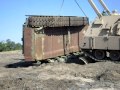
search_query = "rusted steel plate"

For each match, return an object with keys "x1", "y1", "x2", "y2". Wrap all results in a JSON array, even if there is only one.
[
  {"x1": 23, "y1": 26, "x2": 88, "y2": 61},
  {"x1": 43, "y1": 28, "x2": 65, "y2": 59},
  {"x1": 33, "y1": 26, "x2": 88, "y2": 61},
  {"x1": 23, "y1": 27, "x2": 34, "y2": 61},
  {"x1": 23, "y1": 15, "x2": 89, "y2": 61},
  {"x1": 34, "y1": 34, "x2": 43, "y2": 60}
]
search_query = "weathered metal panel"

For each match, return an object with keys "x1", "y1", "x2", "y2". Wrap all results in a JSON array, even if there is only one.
[
  {"x1": 43, "y1": 28, "x2": 65, "y2": 59},
  {"x1": 93, "y1": 36, "x2": 108, "y2": 49},
  {"x1": 23, "y1": 27, "x2": 34, "y2": 61},
  {"x1": 23, "y1": 16, "x2": 89, "y2": 61},
  {"x1": 23, "y1": 25, "x2": 88, "y2": 61},
  {"x1": 80, "y1": 36, "x2": 92, "y2": 49},
  {"x1": 108, "y1": 36, "x2": 120, "y2": 50},
  {"x1": 34, "y1": 33, "x2": 43, "y2": 60},
  {"x1": 33, "y1": 26, "x2": 88, "y2": 60},
  {"x1": 70, "y1": 27, "x2": 83, "y2": 52}
]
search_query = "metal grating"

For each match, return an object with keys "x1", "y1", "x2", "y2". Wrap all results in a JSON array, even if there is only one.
[{"x1": 26, "y1": 15, "x2": 89, "y2": 28}]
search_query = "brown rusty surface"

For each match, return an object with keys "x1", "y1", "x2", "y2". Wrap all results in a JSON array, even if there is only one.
[
  {"x1": 23, "y1": 15, "x2": 89, "y2": 61},
  {"x1": 23, "y1": 25, "x2": 88, "y2": 61},
  {"x1": 33, "y1": 26, "x2": 88, "y2": 60},
  {"x1": 67, "y1": 26, "x2": 87, "y2": 53},
  {"x1": 23, "y1": 27, "x2": 34, "y2": 61},
  {"x1": 34, "y1": 33, "x2": 43, "y2": 60},
  {"x1": 43, "y1": 28, "x2": 65, "y2": 59}
]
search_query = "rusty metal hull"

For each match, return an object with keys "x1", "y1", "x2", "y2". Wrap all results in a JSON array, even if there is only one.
[
  {"x1": 23, "y1": 26, "x2": 88, "y2": 61},
  {"x1": 23, "y1": 16, "x2": 89, "y2": 61},
  {"x1": 23, "y1": 27, "x2": 34, "y2": 61}
]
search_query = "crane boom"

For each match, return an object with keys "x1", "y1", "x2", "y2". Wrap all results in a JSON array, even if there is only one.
[
  {"x1": 99, "y1": 0, "x2": 111, "y2": 15},
  {"x1": 88, "y1": 0, "x2": 102, "y2": 18}
]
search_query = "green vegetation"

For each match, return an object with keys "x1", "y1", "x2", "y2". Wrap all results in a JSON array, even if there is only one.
[{"x1": 0, "y1": 39, "x2": 22, "y2": 52}]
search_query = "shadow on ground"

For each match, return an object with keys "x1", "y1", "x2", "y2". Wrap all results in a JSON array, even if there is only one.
[
  {"x1": 5, "y1": 60, "x2": 34, "y2": 68},
  {"x1": 5, "y1": 56, "x2": 96, "y2": 68}
]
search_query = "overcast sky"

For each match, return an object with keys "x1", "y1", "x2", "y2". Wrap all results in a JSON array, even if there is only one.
[{"x1": 0, "y1": 0, "x2": 120, "y2": 43}]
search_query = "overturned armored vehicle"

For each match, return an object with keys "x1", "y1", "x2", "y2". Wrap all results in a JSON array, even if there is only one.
[
  {"x1": 81, "y1": 0, "x2": 120, "y2": 60},
  {"x1": 23, "y1": 15, "x2": 88, "y2": 62}
]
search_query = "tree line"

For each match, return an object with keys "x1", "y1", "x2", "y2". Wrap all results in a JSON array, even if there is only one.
[{"x1": 0, "y1": 39, "x2": 22, "y2": 52}]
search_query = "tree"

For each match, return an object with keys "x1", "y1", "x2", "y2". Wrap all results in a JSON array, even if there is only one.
[
  {"x1": 0, "y1": 42, "x2": 5, "y2": 52},
  {"x1": 0, "y1": 39, "x2": 22, "y2": 52},
  {"x1": 15, "y1": 43, "x2": 22, "y2": 50}
]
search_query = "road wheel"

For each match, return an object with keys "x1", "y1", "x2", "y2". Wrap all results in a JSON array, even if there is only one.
[
  {"x1": 94, "y1": 50, "x2": 105, "y2": 60},
  {"x1": 110, "y1": 51, "x2": 120, "y2": 60}
]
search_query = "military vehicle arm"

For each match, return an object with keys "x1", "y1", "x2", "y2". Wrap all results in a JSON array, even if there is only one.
[
  {"x1": 99, "y1": 0, "x2": 111, "y2": 15},
  {"x1": 88, "y1": 0, "x2": 102, "y2": 18}
]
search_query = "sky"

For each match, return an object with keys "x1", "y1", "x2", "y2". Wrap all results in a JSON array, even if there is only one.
[{"x1": 0, "y1": 0, "x2": 120, "y2": 43}]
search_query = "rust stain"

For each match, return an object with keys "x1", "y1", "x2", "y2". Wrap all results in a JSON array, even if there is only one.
[{"x1": 23, "y1": 27, "x2": 34, "y2": 61}]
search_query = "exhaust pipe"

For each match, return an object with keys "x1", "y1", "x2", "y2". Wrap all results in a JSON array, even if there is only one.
[
  {"x1": 99, "y1": 0, "x2": 111, "y2": 15},
  {"x1": 88, "y1": 0, "x2": 102, "y2": 18}
]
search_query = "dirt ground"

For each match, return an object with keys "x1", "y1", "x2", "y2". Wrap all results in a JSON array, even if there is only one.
[{"x1": 0, "y1": 51, "x2": 120, "y2": 90}]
